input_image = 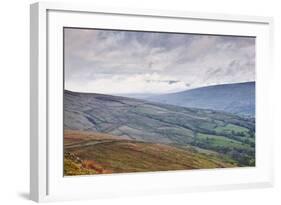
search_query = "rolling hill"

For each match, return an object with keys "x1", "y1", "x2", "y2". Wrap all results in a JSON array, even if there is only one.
[
  {"x1": 64, "y1": 130, "x2": 234, "y2": 175},
  {"x1": 146, "y1": 82, "x2": 255, "y2": 117},
  {"x1": 64, "y1": 89, "x2": 255, "y2": 175}
]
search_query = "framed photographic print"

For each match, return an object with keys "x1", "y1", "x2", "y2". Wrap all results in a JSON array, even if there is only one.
[{"x1": 30, "y1": 2, "x2": 274, "y2": 202}]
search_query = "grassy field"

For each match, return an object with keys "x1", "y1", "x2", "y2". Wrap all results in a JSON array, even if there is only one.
[
  {"x1": 215, "y1": 123, "x2": 249, "y2": 135},
  {"x1": 196, "y1": 133, "x2": 247, "y2": 148}
]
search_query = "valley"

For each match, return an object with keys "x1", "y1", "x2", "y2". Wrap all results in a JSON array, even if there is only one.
[{"x1": 64, "y1": 87, "x2": 255, "y2": 175}]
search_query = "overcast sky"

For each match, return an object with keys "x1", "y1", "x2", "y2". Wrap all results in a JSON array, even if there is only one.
[{"x1": 64, "y1": 28, "x2": 255, "y2": 95}]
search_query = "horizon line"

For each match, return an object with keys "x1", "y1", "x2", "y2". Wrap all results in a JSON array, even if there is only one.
[{"x1": 65, "y1": 80, "x2": 255, "y2": 95}]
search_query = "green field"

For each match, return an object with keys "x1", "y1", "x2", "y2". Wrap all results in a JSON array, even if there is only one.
[
  {"x1": 196, "y1": 133, "x2": 248, "y2": 149},
  {"x1": 215, "y1": 123, "x2": 249, "y2": 135}
]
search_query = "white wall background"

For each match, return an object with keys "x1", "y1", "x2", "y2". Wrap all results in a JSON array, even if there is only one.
[{"x1": 0, "y1": 0, "x2": 280, "y2": 204}]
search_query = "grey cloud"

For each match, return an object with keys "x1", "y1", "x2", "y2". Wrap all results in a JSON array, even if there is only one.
[{"x1": 64, "y1": 28, "x2": 255, "y2": 94}]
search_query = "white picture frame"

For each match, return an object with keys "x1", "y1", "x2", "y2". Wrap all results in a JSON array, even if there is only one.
[{"x1": 30, "y1": 2, "x2": 274, "y2": 202}]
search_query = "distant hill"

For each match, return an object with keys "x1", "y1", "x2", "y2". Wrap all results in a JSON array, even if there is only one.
[
  {"x1": 146, "y1": 82, "x2": 255, "y2": 117},
  {"x1": 64, "y1": 90, "x2": 255, "y2": 168}
]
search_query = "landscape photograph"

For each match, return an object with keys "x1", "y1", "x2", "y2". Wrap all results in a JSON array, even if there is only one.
[{"x1": 63, "y1": 28, "x2": 255, "y2": 176}]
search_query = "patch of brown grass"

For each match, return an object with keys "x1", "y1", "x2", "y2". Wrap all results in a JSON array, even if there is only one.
[
  {"x1": 64, "y1": 130, "x2": 235, "y2": 176},
  {"x1": 82, "y1": 160, "x2": 112, "y2": 174}
]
